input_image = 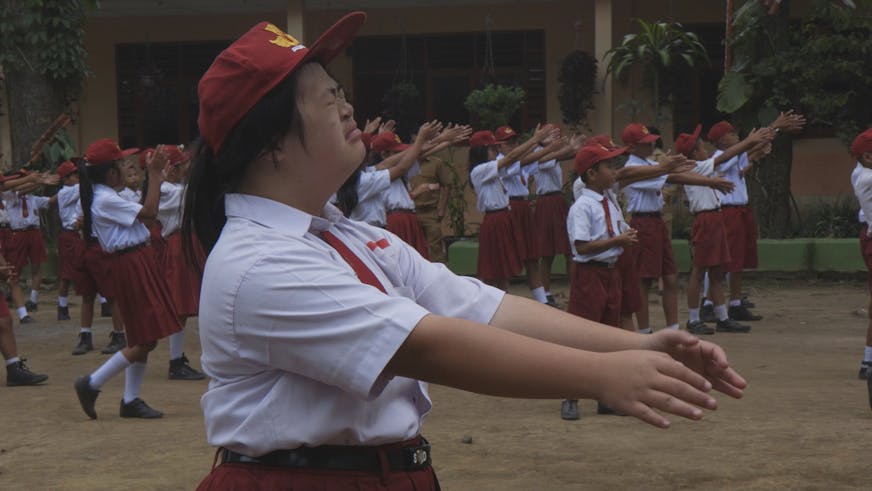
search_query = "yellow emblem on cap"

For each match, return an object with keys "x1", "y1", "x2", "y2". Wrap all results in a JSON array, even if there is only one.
[
  {"x1": 394, "y1": 135, "x2": 401, "y2": 143},
  {"x1": 264, "y1": 23, "x2": 301, "y2": 49},
  {"x1": 641, "y1": 126, "x2": 649, "y2": 134}
]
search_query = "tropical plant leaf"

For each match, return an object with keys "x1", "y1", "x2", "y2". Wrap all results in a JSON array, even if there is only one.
[{"x1": 716, "y1": 71, "x2": 753, "y2": 113}]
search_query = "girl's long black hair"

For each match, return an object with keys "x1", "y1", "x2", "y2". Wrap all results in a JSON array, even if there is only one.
[
  {"x1": 467, "y1": 146, "x2": 491, "y2": 190},
  {"x1": 336, "y1": 167, "x2": 362, "y2": 217},
  {"x1": 181, "y1": 67, "x2": 303, "y2": 264},
  {"x1": 77, "y1": 159, "x2": 118, "y2": 245}
]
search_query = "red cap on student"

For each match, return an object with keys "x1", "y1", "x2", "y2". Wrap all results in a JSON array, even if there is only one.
[
  {"x1": 164, "y1": 145, "x2": 189, "y2": 166},
  {"x1": 56, "y1": 160, "x2": 78, "y2": 178},
  {"x1": 85, "y1": 138, "x2": 124, "y2": 166},
  {"x1": 621, "y1": 123, "x2": 660, "y2": 145},
  {"x1": 121, "y1": 147, "x2": 141, "y2": 157},
  {"x1": 494, "y1": 126, "x2": 518, "y2": 142},
  {"x1": 851, "y1": 128, "x2": 872, "y2": 160},
  {"x1": 586, "y1": 134, "x2": 619, "y2": 151},
  {"x1": 370, "y1": 132, "x2": 409, "y2": 153},
  {"x1": 574, "y1": 144, "x2": 628, "y2": 176},
  {"x1": 197, "y1": 13, "x2": 367, "y2": 154},
  {"x1": 674, "y1": 124, "x2": 703, "y2": 158},
  {"x1": 469, "y1": 130, "x2": 497, "y2": 148},
  {"x1": 139, "y1": 148, "x2": 156, "y2": 169},
  {"x1": 707, "y1": 121, "x2": 737, "y2": 143}
]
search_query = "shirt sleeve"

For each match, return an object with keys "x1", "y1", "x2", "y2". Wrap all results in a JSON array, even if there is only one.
[
  {"x1": 717, "y1": 153, "x2": 740, "y2": 172},
  {"x1": 357, "y1": 169, "x2": 391, "y2": 202},
  {"x1": 98, "y1": 192, "x2": 143, "y2": 227},
  {"x1": 435, "y1": 160, "x2": 453, "y2": 185},
  {"x1": 159, "y1": 182, "x2": 185, "y2": 213},
  {"x1": 623, "y1": 174, "x2": 668, "y2": 191},
  {"x1": 471, "y1": 161, "x2": 499, "y2": 188},
  {"x1": 568, "y1": 201, "x2": 593, "y2": 243},
  {"x1": 32, "y1": 196, "x2": 52, "y2": 210}
]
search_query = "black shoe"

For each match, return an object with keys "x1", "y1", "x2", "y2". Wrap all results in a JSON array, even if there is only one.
[
  {"x1": 597, "y1": 402, "x2": 626, "y2": 416},
  {"x1": 100, "y1": 302, "x2": 112, "y2": 317},
  {"x1": 741, "y1": 296, "x2": 756, "y2": 309},
  {"x1": 686, "y1": 320, "x2": 715, "y2": 335},
  {"x1": 119, "y1": 398, "x2": 163, "y2": 419},
  {"x1": 700, "y1": 303, "x2": 717, "y2": 323},
  {"x1": 74, "y1": 375, "x2": 100, "y2": 419},
  {"x1": 101, "y1": 332, "x2": 126, "y2": 355},
  {"x1": 561, "y1": 399, "x2": 579, "y2": 420},
  {"x1": 545, "y1": 298, "x2": 561, "y2": 309},
  {"x1": 57, "y1": 305, "x2": 70, "y2": 321},
  {"x1": 19, "y1": 315, "x2": 35, "y2": 325},
  {"x1": 24, "y1": 300, "x2": 37, "y2": 311},
  {"x1": 859, "y1": 361, "x2": 872, "y2": 380},
  {"x1": 716, "y1": 318, "x2": 751, "y2": 333},
  {"x1": 6, "y1": 359, "x2": 48, "y2": 386},
  {"x1": 728, "y1": 305, "x2": 762, "y2": 321},
  {"x1": 168, "y1": 354, "x2": 205, "y2": 380},
  {"x1": 72, "y1": 332, "x2": 93, "y2": 356}
]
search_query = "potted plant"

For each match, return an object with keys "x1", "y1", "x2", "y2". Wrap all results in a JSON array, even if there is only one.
[{"x1": 463, "y1": 83, "x2": 525, "y2": 131}]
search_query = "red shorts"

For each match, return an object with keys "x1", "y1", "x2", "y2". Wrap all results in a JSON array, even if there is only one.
[
  {"x1": 6, "y1": 228, "x2": 47, "y2": 277},
  {"x1": 860, "y1": 225, "x2": 872, "y2": 290},
  {"x1": 108, "y1": 244, "x2": 181, "y2": 347},
  {"x1": 58, "y1": 230, "x2": 86, "y2": 281},
  {"x1": 568, "y1": 262, "x2": 621, "y2": 327},
  {"x1": 722, "y1": 205, "x2": 758, "y2": 273},
  {"x1": 163, "y1": 233, "x2": 202, "y2": 317},
  {"x1": 691, "y1": 210, "x2": 731, "y2": 269},
  {"x1": 629, "y1": 215, "x2": 676, "y2": 279},
  {"x1": 533, "y1": 192, "x2": 570, "y2": 258},
  {"x1": 509, "y1": 197, "x2": 537, "y2": 262},
  {"x1": 0, "y1": 292, "x2": 8, "y2": 318},
  {"x1": 75, "y1": 242, "x2": 114, "y2": 298},
  {"x1": 387, "y1": 211, "x2": 430, "y2": 260},
  {"x1": 478, "y1": 210, "x2": 523, "y2": 281},
  {"x1": 616, "y1": 246, "x2": 641, "y2": 315},
  {"x1": 0, "y1": 227, "x2": 10, "y2": 260}
]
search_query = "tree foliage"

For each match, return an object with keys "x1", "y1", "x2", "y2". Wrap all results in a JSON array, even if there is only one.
[
  {"x1": 558, "y1": 50, "x2": 597, "y2": 130},
  {"x1": 464, "y1": 84, "x2": 526, "y2": 131}
]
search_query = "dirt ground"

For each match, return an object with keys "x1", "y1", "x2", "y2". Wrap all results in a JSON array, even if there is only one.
[{"x1": 1, "y1": 274, "x2": 871, "y2": 490}]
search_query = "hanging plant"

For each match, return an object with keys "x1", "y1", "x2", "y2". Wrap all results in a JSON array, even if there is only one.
[
  {"x1": 463, "y1": 84, "x2": 526, "y2": 131},
  {"x1": 558, "y1": 50, "x2": 598, "y2": 131},
  {"x1": 380, "y1": 81, "x2": 423, "y2": 140}
]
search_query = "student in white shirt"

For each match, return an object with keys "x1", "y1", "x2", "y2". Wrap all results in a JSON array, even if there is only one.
[
  {"x1": 850, "y1": 128, "x2": 872, "y2": 389},
  {"x1": 183, "y1": 15, "x2": 747, "y2": 489},
  {"x1": 73, "y1": 139, "x2": 183, "y2": 420},
  {"x1": 54, "y1": 161, "x2": 82, "y2": 323},
  {"x1": 4, "y1": 188, "x2": 55, "y2": 323}
]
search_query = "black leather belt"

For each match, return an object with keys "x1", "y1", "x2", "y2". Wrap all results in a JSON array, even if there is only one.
[
  {"x1": 509, "y1": 196, "x2": 529, "y2": 201},
  {"x1": 485, "y1": 208, "x2": 508, "y2": 214},
  {"x1": 584, "y1": 260, "x2": 617, "y2": 269},
  {"x1": 721, "y1": 204, "x2": 747, "y2": 209},
  {"x1": 631, "y1": 212, "x2": 661, "y2": 218},
  {"x1": 0, "y1": 224, "x2": 9, "y2": 229},
  {"x1": 113, "y1": 241, "x2": 148, "y2": 255},
  {"x1": 11, "y1": 226, "x2": 38, "y2": 231},
  {"x1": 693, "y1": 208, "x2": 721, "y2": 216},
  {"x1": 220, "y1": 439, "x2": 432, "y2": 472},
  {"x1": 388, "y1": 209, "x2": 416, "y2": 214},
  {"x1": 538, "y1": 191, "x2": 562, "y2": 197}
]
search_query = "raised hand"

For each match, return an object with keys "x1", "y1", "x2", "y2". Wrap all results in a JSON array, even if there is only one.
[
  {"x1": 416, "y1": 120, "x2": 442, "y2": 143},
  {"x1": 148, "y1": 144, "x2": 169, "y2": 174},
  {"x1": 363, "y1": 116, "x2": 382, "y2": 134},
  {"x1": 39, "y1": 172, "x2": 61, "y2": 186},
  {"x1": 378, "y1": 119, "x2": 396, "y2": 134},
  {"x1": 569, "y1": 132, "x2": 588, "y2": 151},
  {"x1": 709, "y1": 177, "x2": 735, "y2": 194}
]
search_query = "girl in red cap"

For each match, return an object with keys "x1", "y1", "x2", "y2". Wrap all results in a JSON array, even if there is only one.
[
  {"x1": 73, "y1": 139, "x2": 182, "y2": 420},
  {"x1": 184, "y1": 14, "x2": 747, "y2": 490}
]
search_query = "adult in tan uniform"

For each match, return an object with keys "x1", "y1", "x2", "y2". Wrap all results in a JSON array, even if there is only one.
[{"x1": 411, "y1": 155, "x2": 451, "y2": 262}]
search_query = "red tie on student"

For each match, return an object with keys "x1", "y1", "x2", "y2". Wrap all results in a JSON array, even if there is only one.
[
  {"x1": 601, "y1": 197, "x2": 615, "y2": 238},
  {"x1": 320, "y1": 230, "x2": 387, "y2": 294},
  {"x1": 20, "y1": 196, "x2": 28, "y2": 218}
]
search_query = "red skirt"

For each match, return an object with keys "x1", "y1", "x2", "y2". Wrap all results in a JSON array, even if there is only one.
[
  {"x1": 148, "y1": 221, "x2": 166, "y2": 263},
  {"x1": 691, "y1": 210, "x2": 732, "y2": 268},
  {"x1": 478, "y1": 210, "x2": 523, "y2": 281},
  {"x1": 108, "y1": 244, "x2": 181, "y2": 347},
  {"x1": 58, "y1": 230, "x2": 86, "y2": 281},
  {"x1": 568, "y1": 262, "x2": 621, "y2": 327},
  {"x1": 616, "y1": 246, "x2": 641, "y2": 315},
  {"x1": 509, "y1": 197, "x2": 537, "y2": 262},
  {"x1": 0, "y1": 227, "x2": 10, "y2": 260},
  {"x1": 162, "y1": 232, "x2": 203, "y2": 317},
  {"x1": 533, "y1": 192, "x2": 570, "y2": 258},
  {"x1": 861, "y1": 225, "x2": 872, "y2": 290},
  {"x1": 75, "y1": 242, "x2": 114, "y2": 298},
  {"x1": 386, "y1": 211, "x2": 430, "y2": 260},
  {"x1": 629, "y1": 215, "x2": 676, "y2": 279},
  {"x1": 7, "y1": 228, "x2": 47, "y2": 277},
  {"x1": 722, "y1": 205, "x2": 758, "y2": 273}
]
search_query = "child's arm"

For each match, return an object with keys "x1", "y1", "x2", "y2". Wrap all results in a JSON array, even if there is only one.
[
  {"x1": 617, "y1": 154, "x2": 696, "y2": 187},
  {"x1": 377, "y1": 121, "x2": 442, "y2": 181},
  {"x1": 137, "y1": 145, "x2": 168, "y2": 220},
  {"x1": 712, "y1": 127, "x2": 775, "y2": 167},
  {"x1": 519, "y1": 136, "x2": 567, "y2": 167},
  {"x1": 666, "y1": 172, "x2": 735, "y2": 194},
  {"x1": 496, "y1": 125, "x2": 558, "y2": 170},
  {"x1": 574, "y1": 228, "x2": 638, "y2": 256}
]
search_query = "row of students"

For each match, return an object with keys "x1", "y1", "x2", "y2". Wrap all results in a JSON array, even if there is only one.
[{"x1": 849, "y1": 128, "x2": 872, "y2": 404}]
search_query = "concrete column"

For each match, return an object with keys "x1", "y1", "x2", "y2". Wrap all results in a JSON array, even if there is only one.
[
  {"x1": 0, "y1": 70, "x2": 10, "y2": 171},
  {"x1": 592, "y1": 0, "x2": 613, "y2": 135},
  {"x1": 286, "y1": 0, "x2": 305, "y2": 40}
]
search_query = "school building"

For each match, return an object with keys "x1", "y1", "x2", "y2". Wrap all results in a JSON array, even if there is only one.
[{"x1": 0, "y1": 0, "x2": 852, "y2": 204}]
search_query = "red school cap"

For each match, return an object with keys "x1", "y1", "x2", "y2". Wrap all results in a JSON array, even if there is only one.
[
  {"x1": 706, "y1": 121, "x2": 737, "y2": 143},
  {"x1": 469, "y1": 130, "x2": 497, "y2": 148},
  {"x1": 574, "y1": 144, "x2": 628, "y2": 176},
  {"x1": 494, "y1": 125, "x2": 518, "y2": 142},
  {"x1": 164, "y1": 145, "x2": 190, "y2": 166},
  {"x1": 370, "y1": 132, "x2": 409, "y2": 153},
  {"x1": 197, "y1": 13, "x2": 366, "y2": 154},
  {"x1": 121, "y1": 147, "x2": 141, "y2": 157},
  {"x1": 84, "y1": 138, "x2": 124, "y2": 166},
  {"x1": 621, "y1": 123, "x2": 660, "y2": 145},
  {"x1": 674, "y1": 124, "x2": 703, "y2": 158},
  {"x1": 138, "y1": 148, "x2": 156, "y2": 169},
  {"x1": 851, "y1": 128, "x2": 872, "y2": 160},
  {"x1": 586, "y1": 134, "x2": 619, "y2": 151},
  {"x1": 56, "y1": 160, "x2": 78, "y2": 178}
]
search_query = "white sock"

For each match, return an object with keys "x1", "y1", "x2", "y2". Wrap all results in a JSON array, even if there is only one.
[
  {"x1": 80, "y1": 327, "x2": 91, "y2": 334},
  {"x1": 638, "y1": 327, "x2": 653, "y2": 334},
  {"x1": 169, "y1": 331, "x2": 185, "y2": 360},
  {"x1": 17, "y1": 307, "x2": 27, "y2": 319},
  {"x1": 714, "y1": 304, "x2": 729, "y2": 321},
  {"x1": 98, "y1": 294, "x2": 107, "y2": 304},
  {"x1": 703, "y1": 299, "x2": 714, "y2": 307},
  {"x1": 729, "y1": 299, "x2": 742, "y2": 307},
  {"x1": 703, "y1": 272, "x2": 710, "y2": 298},
  {"x1": 531, "y1": 286, "x2": 547, "y2": 303},
  {"x1": 5, "y1": 357, "x2": 20, "y2": 366},
  {"x1": 58, "y1": 296, "x2": 68, "y2": 307},
  {"x1": 688, "y1": 308, "x2": 701, "y2": 322},
  {"x1": 123, "y1": 362, "x2": 147, "y2": 403},
  {"x1": 89, "y1": 351, "x2": 132, "y2": 389},
  {"x1": 666, "y1": 323, "x2": 679, "y2": 330},
  {"x1": 864, "y1": 346, "x2": 872, "y2": 362},
  {"x1": 29, "y1": 289, "x2": 38, "y2": 304}
]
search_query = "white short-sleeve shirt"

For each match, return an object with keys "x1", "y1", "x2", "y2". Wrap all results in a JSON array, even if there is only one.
[
  {"x1": 350, "y1": 168, "x2": 390, "y2": 227},
  {"x1": 714, "y1": 149, "x2": 750, "y2": 206},
  {"x1": 622, "y1": 154, "x2": 667, "y2": 213},
  {"x1": 470, "y1": 160, "x2": 509, "y2": 212},
  {"x1": 498, "y1": 156, "x2": 531, "y2": 198},
  {"x1": 6, "y1": 194, "x2": 51, "y2": 230},
  {"x1": 852, "y1": 162, "x2": 872, "y2": 232},
  {"x1": 118, "y1": 187, "x2": 142, "y2": 203},
  {"x1": 567, "y1": 188, "x2": 625, "y2": 264},
  {"x1": 199, "y1": 194, "x2": 504, "y2": 457},
  {"x1": 157, "y1": 181, "x2": 185, "y2": 237},
  {"x1": 684, "y1": 158, "x2": 721, "y2": 213},
  {"x1": 57, "y1": 184, "x2": 82, "y2": 230},
  {"x1": 91, "y1": 184, "x2": 150, "y2": 252},
  {"x1": 534, "y1": 158, "x2": 562, "y2": 194}
]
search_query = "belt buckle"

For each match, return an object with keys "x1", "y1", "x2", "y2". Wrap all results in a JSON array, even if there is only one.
[{"x1": 404, "y1": 443, "x2": 431, "y2": 469}]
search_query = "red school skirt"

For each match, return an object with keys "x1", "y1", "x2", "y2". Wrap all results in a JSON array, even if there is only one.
[
  {"x1": 533, "y1": 192, "x2": 570, "y2": 258},
  {"x1": 387, "y1": 211, "x2": 430, "y2": 260},
  {"x1": 108, "y1": 243, "x2": 181, "y2": 347},
  {"x1": 58, "y1": 229, "x2": 86, "y2": 282},
  {"x1": 75, "y1": 242, "x2": 114, "y2": 298},
  {"x1": 162, "y1": 232, "x2": 204, "y2": 318},
  {"x1": 478, "y1": 209, "x2": 524, "y2": 282},
  {"x1": 509, "y1": 197, "x2": 537, "y2": 262},
  {"x1": 0, "y1": 226, "x2": 10, "y2": 261},
  {"x1": 6, "y1": 228, "x2": 47, "y2": 277},
  {"x1": 148, "y1": 221, "x2": 166, "y2": 263},
  {"x1": 860, "y1": 224, "x2": 872, "y2": 290}
]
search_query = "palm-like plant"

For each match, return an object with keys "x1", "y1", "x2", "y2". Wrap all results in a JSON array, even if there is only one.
[{"x1": 605, "y1": 19, "x2": 709, "y2": 125}]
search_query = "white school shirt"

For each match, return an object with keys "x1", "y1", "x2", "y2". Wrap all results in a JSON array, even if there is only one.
[
  {"x1": 157, "y1": 181, "x2": 185, "y2": 237},
  {"x1": 198, "y1": 194, "x2": 504, "y2": 457},
  {"x1": 714, "y1": 149, "x2": 750, "y2": 206},
  {"x1": 622, "y1": 154, "x2": 667, "y2": 213},
  {"x1": 350, "y1": 168, "x2": 390, "y2": 227},
  {"x1": 851, "y1": 162, "x2": 872, "y2": 232},
  {"x1": 384, "y1": 161, "x2": 419, "y2": 211},
  {"x1": 534, "y1": 158, "x2": 562, "y2": 194},
  {"x1": 6, "y1": 194, "x2": 50, "y2": 230},
  {"x1": 497, "y1": 154, "x2": 531, "y2": 198},
  {"x1": 567, "y1": 187, "x2": 625, "y2": 264},
  {"x1": 91, "y1": 184, "x2": 150, "y2": 252},
  {"x1": 470, "y1": 160, "x2": 509, "y2": 212},
  {"x1": 118, "y1": 187, "x2": 142, "y2": 203},
  {"x1": 684, "y1": 158, "x2": 721, "y2": 214},
  {"x1": 57, "y1": 184, "x2": 82, "y2": 230}
]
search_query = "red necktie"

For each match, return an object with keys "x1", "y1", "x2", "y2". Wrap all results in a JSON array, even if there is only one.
[
  {"x1": 21, "y1": 196, "x2": 28, "y2": 218},
  {"x1": 320, "y1": 230, "x2": 387, "y2": 294},
  {"x1": 602, "y1": 197, "x2": 615, "y2": 238}
]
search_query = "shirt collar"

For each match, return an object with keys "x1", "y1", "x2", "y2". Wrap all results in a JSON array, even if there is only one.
[
  {"x1": 627, "y1": 154, "x2": 655, "y2": 166},
  {"x1": 581, "y1": 187, "x2": 604, "y2": 201},
  {"x1": 224, "y1": 193, "x2": 345, "y2": 237}
]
